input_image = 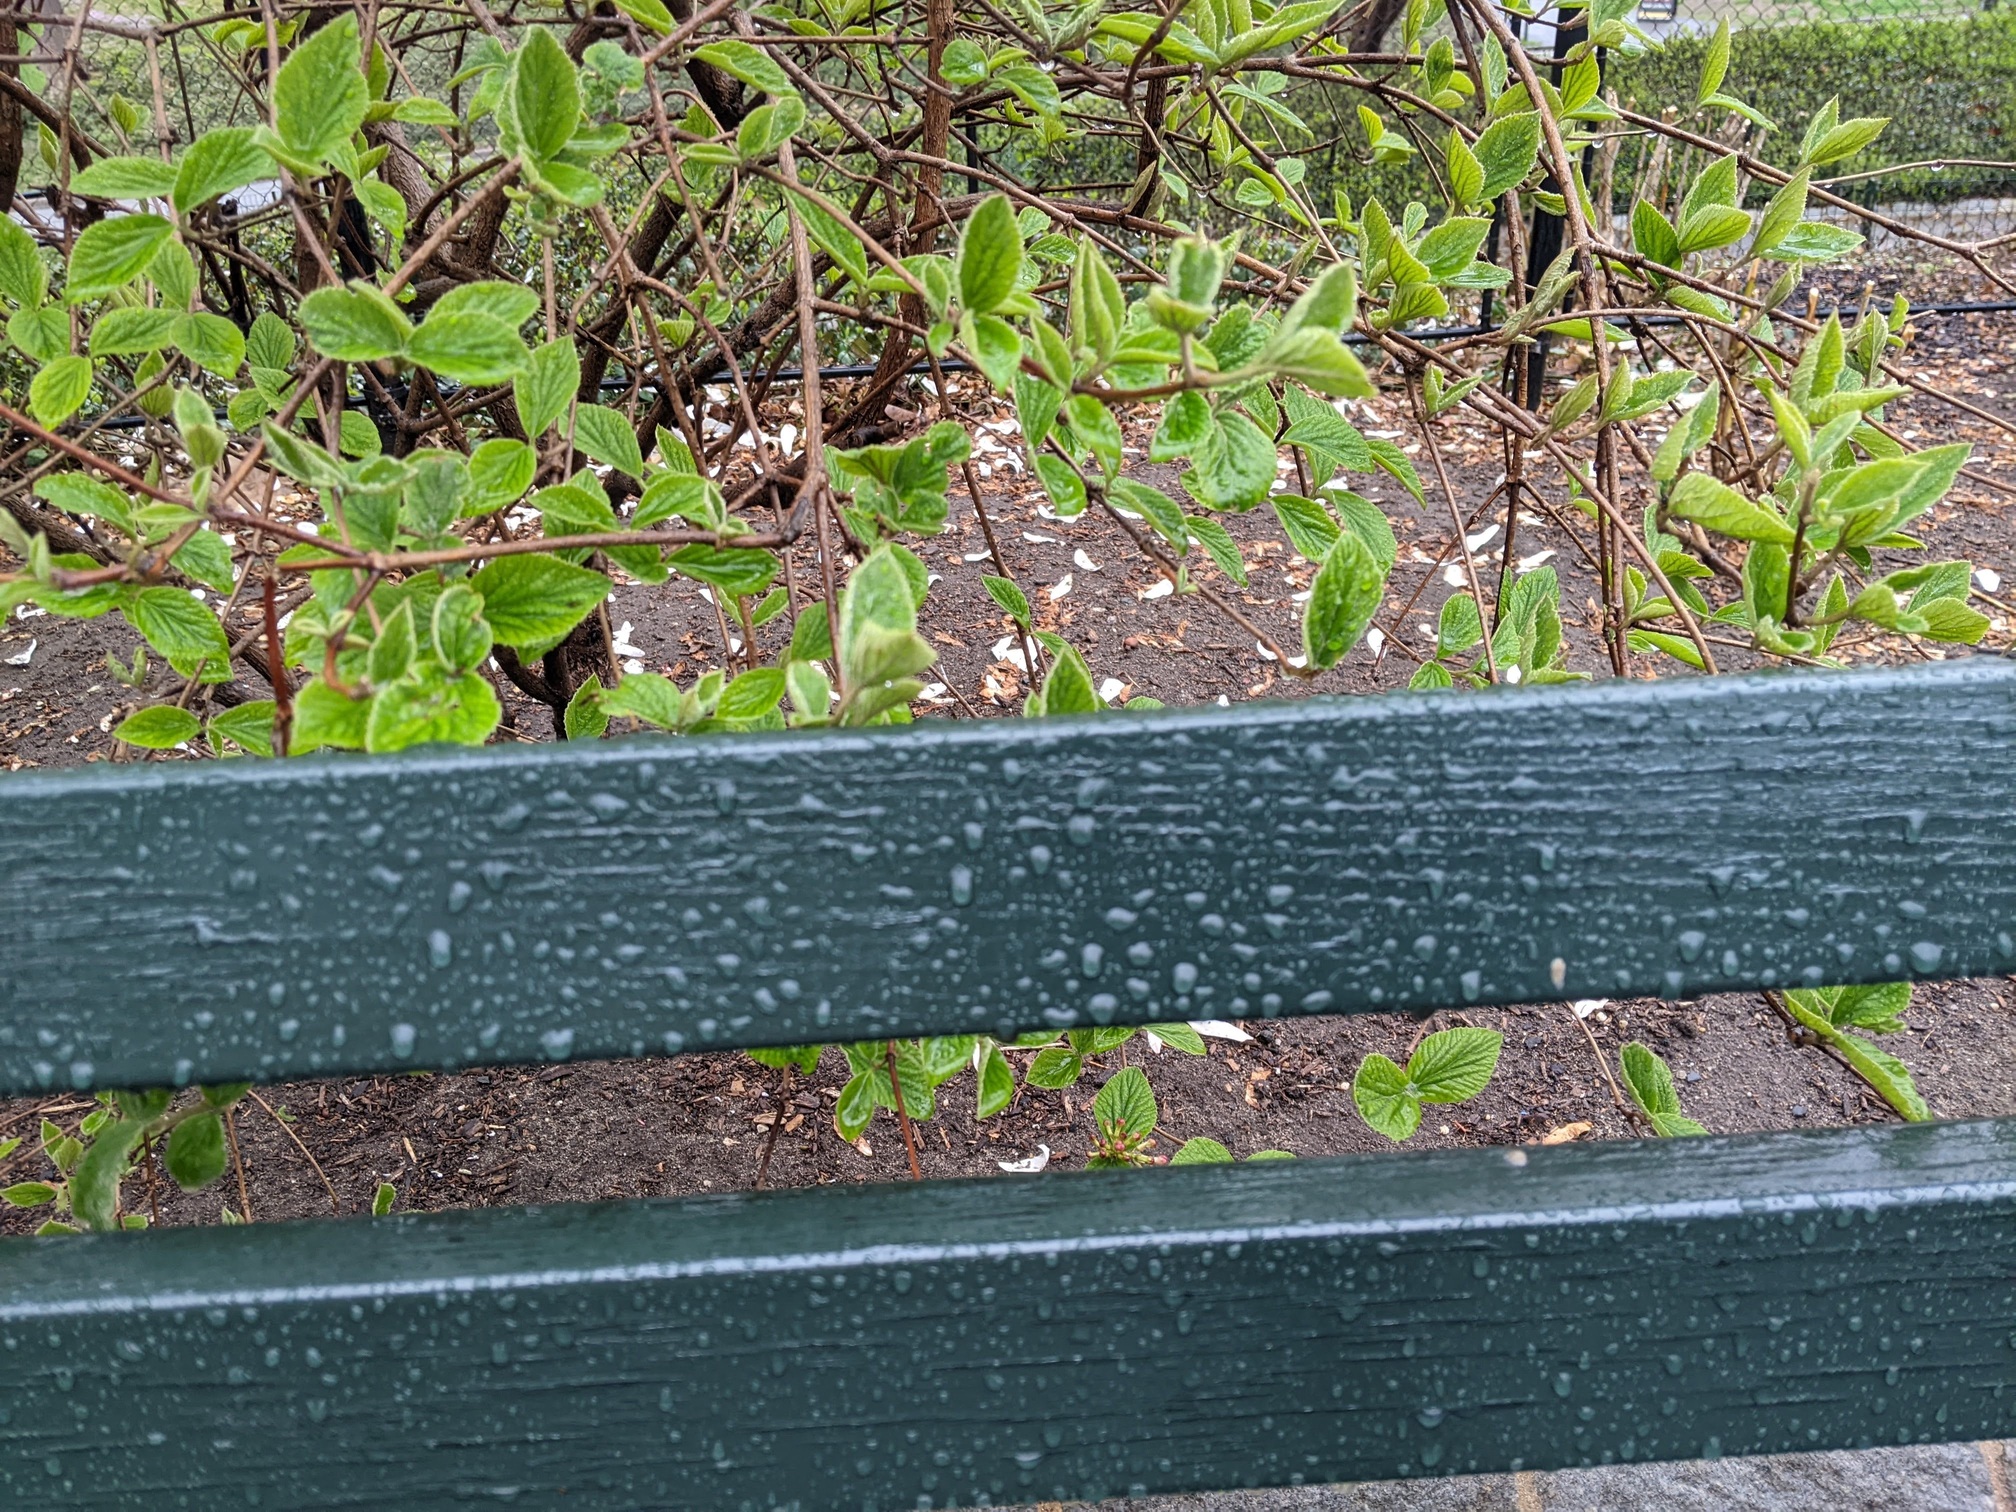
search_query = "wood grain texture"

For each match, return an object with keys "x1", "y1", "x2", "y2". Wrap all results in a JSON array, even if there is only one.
[
  {"x1": 5, "y1": 1119, "x2": 2016, "y2": 1507},
  {"x1": 5, "y1": 660, "x2": 2016, "y2": 1096}
]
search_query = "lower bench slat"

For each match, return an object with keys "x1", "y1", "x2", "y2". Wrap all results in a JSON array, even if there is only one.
[{"x1": 6, "y1": 1120, "x2": 2016, "y2": 1509}]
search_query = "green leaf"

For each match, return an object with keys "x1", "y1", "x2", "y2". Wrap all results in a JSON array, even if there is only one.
[
  {"x1": 1407, "y1": 1027, "x2": 1501, "y2": 1103},
  {"x1": 1303, "y1": 527, "x2": 1385, "y2": 669},
  {"x1": 2, "y1": 1181, "x2": 57, "y2": 1207},
  {"x1": 407, "y1": 310, "x2": 528, "y2": 385},
  {"x1": 515, "y1": 337, "x2": 581, "y2": 438},
  {"x1": 290, "y1": 677, "x2": 369, "y2": 753},
  {"x1": 0, "y1": 215, "x2": 48, "y2": 307},
  {"x1": 67, "y1": 215, "x2": 174, "y2": 301},
  {"x1": 1145, "y1": 1022, "x2": 1206, "y2": 1054},
  {"x1": 299, "y1": 283, "x2": 412, "y2": 362},
  {"x1": 1352, "y1": 1053, "x2": 1420, "y2": 1141},
  {"x1": 511, "y1": 27, "x2": 579, "y2": 162},
  {"x1": 1187, "y1": 517, "x2": 1247, "y2": 586},
  {"x1": 432, "y1": 583, "x2": 495, "y2": 673},
  {"x1": 127, "y1": 586, "x2": 230, "y2": 680},
  {"x1": 1473, "y1": 112, "x2": 1540, "y2": 198},
  {"x1": 574, "y1": 404, "x2": 644, "y2": 478},
  {"x1": 114, "y1": 704, "x2": 200, "y2": 749},
  {"x1": 71, "y1": 155, "x2": 181, "y2": 199},
  {"x1": 1444, "y1": 132, "x2": 1484, "y2": 208},
  {"x1": 372, "y1": 1182, "x2": 398, "y2": 1216},
  {"x1": 975, "y1": 1044, "x2": 1016, "y2": 1119},
  {"x1": 1619, "y1": 1041, "x2": 1706, "y2": 1136},
  {"x1": 1169, "y1": 1137, "x2": 1234, "y2": 1165},
  {"x1": 1696, "y1": 18, "x2": 1731, "y2": 102},
  {"x1": 275, "y1": 14, "x2": 369, "y2": 165},
  {"x1": 718, "y1": 666, "x2": 786, "y2": 722},
  {"x1": 1091, "y1": 1065, "x2": 1158, "y2": 1140},
  {"x1": 734, "y1": 94, "x2": 805, "y2": 161},
  {"x1": 164, "y1": 1111, "x2": 228, "y2": 1191},
  {"x1": 464, "y1": 437, "x2": 537, "y2": 512},
  {"x1": 1676, "y1": 204, "x2": 1751, "y2": 257},
  {"x1": 209, "y1": 700, "x2": 276, "y2": 756},
  {"x1": 667, "y1": 545, "x2": 776, "y2": 599},
  {"x1": 1667, "y1": 472, "x2": 1793, "y2": 544},
  {"x1": 366, "y1": 663, "x2": 502, "y2": 751},
  {"x1": 1829, "y1": 982, "x2": 1911, "y2": 1035},
  {"x1": 957, "y1": 194, "x2": 1021, "y2": 316},
  {"x1": 1807, "y1": 116, "x2": 1887, "y2": 168},
  {"x1": 1416, "y1": 217, "x2": 1490, "y2": 280},
  {"x1": 692, "y1": 39, "x2": 795, "y2": 97},
  {"x1": 35, "y1": 472, "x2": 132, "y2": 533},
  {"x1": 29, "y1": 356, "x2": 93, "y2": 426},
  {"x1": 787, "y1": 185, "x2": 870, "y2": 287},
  {"x1": 982, "y1": 574, "x2": 1031, "y2": 625},
  {"x1": 71, "y1": 1119, "x2": 145, "y2": 1231},
  {"x1": 246, "y1": 310, "x2": 295, "y2": 372},
  {"x1": 171, "y1": 127, "x2": 273, "y2": 214},
  {"x1": 471, "y1": 554, "x2": 610, "y2": 659},
  {"x1": 1182, "y1": 411, "x2": 1276, "y2": 511},
  {"x1": 1031, "y1": 641, "x2": 1100, "y2": 716},
  {"x1": 368, "y1": 600, "x2": 418, "y2": 686},
  {"x1": 1767, "y1": 223, "x2": 1864, "y2": 264},
  {"x1": 175, "y1": 312, "x2": 246, "y2": 375},
  {"x1": 1151, "y1": 390, "x2": 1212, "y2": 462}
]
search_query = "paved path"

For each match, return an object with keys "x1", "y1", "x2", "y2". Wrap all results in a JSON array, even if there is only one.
[{"x1": 1046, "y1": 1441, "x2": 2016, "y2": 1512}]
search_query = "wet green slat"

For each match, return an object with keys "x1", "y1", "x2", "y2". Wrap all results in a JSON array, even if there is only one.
[
  {"x1": 5, "y1": 1119, "x2": 2016, "y2": 1507},
  {"x1": 5, "y1": 661, "x2": 2016, "y2": 1096}
]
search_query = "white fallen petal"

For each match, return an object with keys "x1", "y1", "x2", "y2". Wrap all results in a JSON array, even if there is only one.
[
  {"x1": 610, "y1": 621, "x2": 644, "y2": 658},
  {"x1": 990, "y1": 634, "x2": 1029, "y2": 670},
  {"x1": 998, "y1": 1144, "x2": 1051, "y2": 1173},
  {"x1": 1190, "y1": 1020, "x2": 1253, "y2": 1042},
  {"x1": 1517, "y1": 550, "x2": 1557, "y2": 574},
  {"x1": 1367, "y1": 626, "x2": 1386, "y2": 658},
  {"x1": 1465, "y1": 523, "x2": 1501, "y2": 553},
  {"x1": 963, "y1": 550, "x2": 992, "y2": 562},
  {"x1": 1097, "y1": 676, "x2": 1126, "y2": 704},
  {"x1": 623, "y1": 658, "x2": 645, "y2": 675},
  {"x1": 918, "y1": 682, "x2": 952, "y2": 704},
  {"x1": 14, "y1": 604, "x2": 46, "y2": 620},
  {"x1": 1215, "y1": 694, "x2": 1231, "y2": 707},
  {"x1": 1023, "y1": 530, "x2": 1061, "y2": 544},
  {"x1": 4, "y1": 638, "x2": 35, "y2": 666},
  {"x1": 1504, "y1": 664, "x2": 1523, "y2": 684},
  {"x1": 1442, "y1": 563, "x2": 1467, "y2": 587},
  {"x1": 1139, "y1": 579, "x2": 1175, "y2": 600},
  {"x1": 1572, "y1": 998, "x2": 1610, "y2": 1020},
  {"x1": 1144, "y1": 1029, "x2": 1164, "y2": 1053},
  {"x1": 1047, "y1": 573, "x2": 1073, "y2": 601},
  {"x1": 1976, "y1": 568, "x2": 2002, "y2": 593},
  {"x1": 1073, "y1": 548, "x2": 1101, "y2": 572},
  {"x1": 1257, "y1": 641, "x2": 1277, "y2": 662}
]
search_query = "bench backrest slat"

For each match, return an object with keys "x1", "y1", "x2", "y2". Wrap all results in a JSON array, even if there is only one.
[{"x1": 4, "y1": 661, "x2": 2014, "y2": 1096}]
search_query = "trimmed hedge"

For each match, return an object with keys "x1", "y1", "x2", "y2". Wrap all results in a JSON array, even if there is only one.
[{"x1": 1609, "y1": 12, "x2": 2016, "y2": 206}]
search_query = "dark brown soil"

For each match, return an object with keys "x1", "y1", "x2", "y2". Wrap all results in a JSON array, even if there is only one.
[{"x1": 5, "y1": 302, "x2": 2016, "y2": 1235}]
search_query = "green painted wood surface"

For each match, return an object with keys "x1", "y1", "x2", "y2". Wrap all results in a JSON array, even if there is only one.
[
  {"x1": 5, "y1": 661, "x2": 2015, "y2": 1097},
  {"x1": 5, "y1": 1118, "x2": 2016, "y2": 1507}
]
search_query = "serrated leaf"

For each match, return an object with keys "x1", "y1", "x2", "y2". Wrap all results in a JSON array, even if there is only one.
[
  {"x1": 1091, "y1": 1065, "x2": 1157, "y2": 1140},
  {"x1": 67, "y1": 215, "x2": 174, "y2": 301},
  {"x1": 114, "y1": 704, "x2": 200, "y2": 749},
  {"x1": 164, "y1": 1111, "x2": 228, "y2": 1191},
  {"x1": 471, "y1": 554, "x2": 610, "y2": 658},
  {"x1": 1352, "y1": 1053, "x2": 1420, "y2": 1141},
  {"x1": 1407, "y1": 1027, "x2": 1502, "y2": 1103}
]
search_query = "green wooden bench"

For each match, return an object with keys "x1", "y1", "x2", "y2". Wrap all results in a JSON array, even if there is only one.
[{"x1": 5, "y1": 659, "x2": 2016, "y2": 1509}]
